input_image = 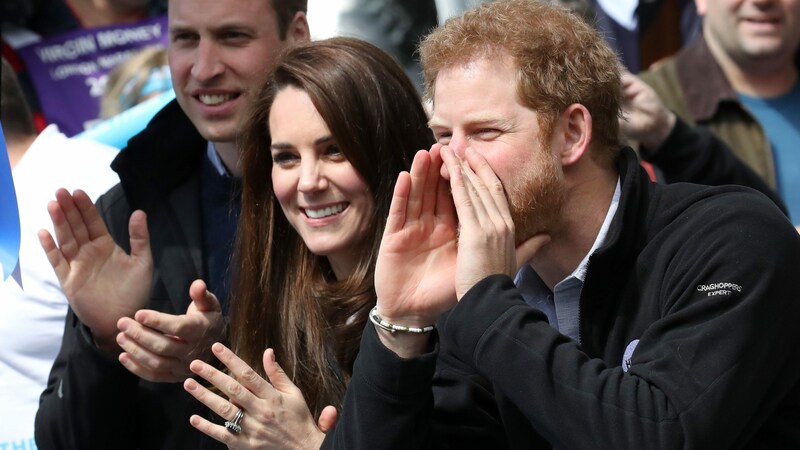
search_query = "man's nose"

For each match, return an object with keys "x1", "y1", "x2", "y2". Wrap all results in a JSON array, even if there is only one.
[
  {"x1": 191, "y1": 40, "x2": 224, "y2": 81},
  {"x1": 447, "y1": 133, "x2": 469, "y2": 158}
]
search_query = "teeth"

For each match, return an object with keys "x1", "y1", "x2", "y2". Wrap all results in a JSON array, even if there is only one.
[
  {"x1": 305, "y1": 203, "x2": 346, "y2": 219},
  {"x1": 198, "y1": 94, "x2": 234, "y2": 105}
]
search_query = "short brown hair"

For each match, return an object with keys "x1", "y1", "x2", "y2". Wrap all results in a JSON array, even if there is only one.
[
  {"x1": 271, "y1": 0, "x2": 307, "y2": 39},
  {"x1": 420, "y1": 0, "x2": 622, "y2": 162}
]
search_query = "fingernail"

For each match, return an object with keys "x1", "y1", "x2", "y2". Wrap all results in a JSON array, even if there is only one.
[
  {"x1": 118, "y1": 321, "x2": 128, "y2": 332},
  {"x1": 134, "y1": 310, "x2": 148, "y2": 323},
  {"x1": 189, "y1": 360, "x2": 202, "y2": 373},
  {"x1": 185, "y1": 379, "x2": 197, "y2": 391}
]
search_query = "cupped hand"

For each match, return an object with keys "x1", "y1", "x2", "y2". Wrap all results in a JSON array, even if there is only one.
[
  {"x1": 441, "y1": 146, "x2": 550, "y2": 300},
  {"x1": 38, "y1": 188, "x2": 152, "y2": 352},
  {"x1": 184, "y1": 343, "x2": 328, "y2": 450},
  {"x1": 374, "y1": 145, "x2": 459, "y2": 327},
  {"x1": 116, "y1": 279, "x2": 225, "y2": 382}
]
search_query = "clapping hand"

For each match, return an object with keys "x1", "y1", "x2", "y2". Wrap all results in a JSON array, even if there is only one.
[
  {"x1": 39, "y1": 188, "x2": 152, "y2": 353},
  {"x1": 116, "y1": 279, "x2": 225, "y2": 382},
  {"x1": 184, "y1": 343, "x2": 334, "y2": 450}
]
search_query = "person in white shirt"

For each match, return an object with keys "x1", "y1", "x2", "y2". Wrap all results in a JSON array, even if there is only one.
[{"x1": 0, "y1": 57, "x2": 119, "y2": 449}]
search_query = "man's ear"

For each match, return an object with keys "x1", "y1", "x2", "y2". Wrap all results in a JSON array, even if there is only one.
[
  {"x1": 694, "y1": 0, "x2": 708, "y2": 17},
  {"x1": 558, "y1": 103, "x2": 592, "y2": 167},
  {"x1": 285, "y1": 11, "x2": 310, "y2": 43}
]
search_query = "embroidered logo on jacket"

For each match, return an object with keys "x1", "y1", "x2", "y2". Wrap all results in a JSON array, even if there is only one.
[
  {"x1": 696, "y1": 282, "x2": 742, "y2": 297},
  {"x1": 622, "y1": 339, "x2": 639, "y2": 373}
]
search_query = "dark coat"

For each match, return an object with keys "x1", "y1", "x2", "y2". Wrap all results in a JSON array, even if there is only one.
[
  {"x1": 35, "y1": 101, "x2": 227, "y2": 450},
  {"x1": 324, "y1": 148, "x2": 800, "y2": 449}
]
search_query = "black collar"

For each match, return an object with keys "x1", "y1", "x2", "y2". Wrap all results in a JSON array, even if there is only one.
[{"x1": 110, "y1": 99, "x2": 207, "y2": 208}]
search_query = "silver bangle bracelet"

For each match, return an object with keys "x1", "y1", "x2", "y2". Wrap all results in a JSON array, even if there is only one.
[{"x1": 369, "y1": 306, "x2": 436, "y2": 334}]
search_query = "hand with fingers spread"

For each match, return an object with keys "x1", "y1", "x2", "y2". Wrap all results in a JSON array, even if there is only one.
[
  {"x1": 440, "y1": 146, "x2": 551, "y2": 300},
  {"x1": 374, "y1": 145, "x2": 459, "y2": 331},
  {"x1": 184, "y1": 343, "x2": 330, "y2": 450},
  {"x1": 38, "y1": 188, "x2": 153, "y2": 353},
  {"x1": 619, "y1": 71, "x2": 676, "y2": 150},
  {"x1": 116, "y1": 279, "x2": 226, "y2": 382}
]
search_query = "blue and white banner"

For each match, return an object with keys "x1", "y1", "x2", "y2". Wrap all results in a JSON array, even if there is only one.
[
  {"x1": 76, "y1": 89, "x2": 175, "y2": 149},
  {"x1": 0, "y1": 123, "x2": 22, "y2": 284}
]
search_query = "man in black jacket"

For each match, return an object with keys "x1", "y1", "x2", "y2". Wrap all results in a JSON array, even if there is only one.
[
  {"x1": 322, "y1": 1, "x2": 800, "y2": 448},
  {"x1": 35, "y1": 0, "x2": 310, "y2": 448}
]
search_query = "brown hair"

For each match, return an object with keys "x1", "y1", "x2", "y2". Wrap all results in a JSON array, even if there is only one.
[
  {"x1": 420, "y1": 0, "x2": 622, "y2": 163},
  {"x1": 271, "y1": 0, "x2": 307, "y2": 39},
  {"x1": 230, "y1": 37, "x2": 433, "y2": 416}
]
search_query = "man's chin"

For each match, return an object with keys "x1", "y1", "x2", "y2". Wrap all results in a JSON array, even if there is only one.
[
  {"x1": 184, "y1": 108, "x2": 239, "y2": 143},
  {"x1": 195, "y1": 125, "x2": 236, "y2": 144}
]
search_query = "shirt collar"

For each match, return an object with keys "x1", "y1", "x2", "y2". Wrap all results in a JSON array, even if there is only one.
[
  {"x1": 206, "y1": 141, "x2": 231, "y2": 177},
  {"x1": 675, "y1": 35, "x2": 740, "y2": 122}
]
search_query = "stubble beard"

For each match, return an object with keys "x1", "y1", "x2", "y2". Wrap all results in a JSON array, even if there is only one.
[{"x1": 507, "y1": 146, "x2": 566, "y2": 245}]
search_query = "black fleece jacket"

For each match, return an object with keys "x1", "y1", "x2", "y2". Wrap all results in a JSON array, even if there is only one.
[{"x1": 324, "y1": 148, "x2": 800, "y2": 449}]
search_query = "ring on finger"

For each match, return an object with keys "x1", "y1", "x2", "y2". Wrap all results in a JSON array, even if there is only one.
[{"x1": 224, "y1": 408, "x2": 245, "y2": 434}]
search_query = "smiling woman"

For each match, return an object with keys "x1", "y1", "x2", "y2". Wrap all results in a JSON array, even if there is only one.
[
  {"x1": 182, "y1": 37, "x2": 434, "y2": 449},
  {"x1": 268, "y1": 85, "x2": 374, "y2": 279}
]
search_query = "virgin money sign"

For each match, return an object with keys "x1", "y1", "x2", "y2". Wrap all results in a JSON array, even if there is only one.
[{"x1": 16, "y1": 15, "x2": 168, "y2": 136}]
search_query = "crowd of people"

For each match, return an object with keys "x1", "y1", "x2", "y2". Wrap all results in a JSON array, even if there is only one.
[{"x1": 1, "y1": 0, "x2": 799, "y2": 449}]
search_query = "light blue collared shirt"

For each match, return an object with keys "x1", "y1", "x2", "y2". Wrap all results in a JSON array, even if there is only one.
[
  {"x1": 206, "y1": 142, "x2": 232, "y2": 177},
  {"x1": 513, "y1": 179, "x2": 621, "y2": 344}
]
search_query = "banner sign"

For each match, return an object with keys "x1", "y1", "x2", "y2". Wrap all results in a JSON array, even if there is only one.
[
  {"x1": 16, "y1": 15, "x2": 168, "y2": 136},
  {"x1": 0, "y1": 123, "x2": 21, "y2": 283},
  {"x1": 77, "y1": 89, "x2": 175, "y2": 149}
]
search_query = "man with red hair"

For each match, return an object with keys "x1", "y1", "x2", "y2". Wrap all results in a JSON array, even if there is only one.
[{"x1": 323, "y1": 1, "x2": 800, "y2": 448}]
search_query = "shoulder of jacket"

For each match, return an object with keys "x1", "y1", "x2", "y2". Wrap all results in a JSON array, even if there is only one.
[{"x1": 655, "y1": 183, "x2": 789, "y2": 234}]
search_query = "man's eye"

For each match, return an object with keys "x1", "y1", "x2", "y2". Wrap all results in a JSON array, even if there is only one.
[
  {"x1": 476, "y1": 129, "x2": 501, "y2": 139},
  {"x1": 172, "y1": 33, "x2": 196, "y2": 43},
  {"x1": 225, "y1": 31, "x2": 249, "y2": 40},
  {"x1": 435, "y1": 133, "x2": 452, "y2": 144}
]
